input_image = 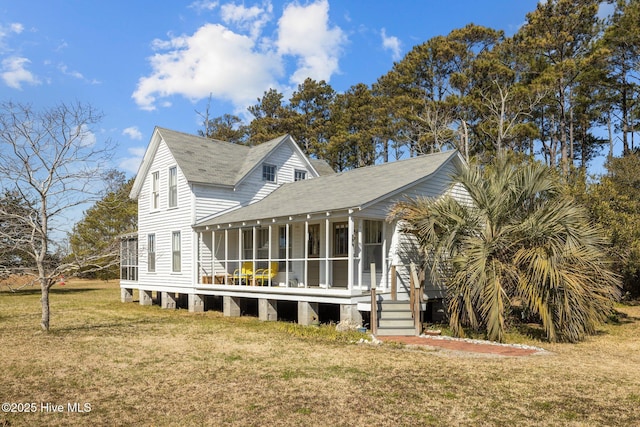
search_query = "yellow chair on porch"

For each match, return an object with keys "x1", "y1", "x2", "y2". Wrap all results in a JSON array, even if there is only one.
[
  {"x1": 232, "y1": 262, "x2": 253, "y2": 285},
  {"x1": 253, "y1": 262, "x2": 278, "y2": 286}
]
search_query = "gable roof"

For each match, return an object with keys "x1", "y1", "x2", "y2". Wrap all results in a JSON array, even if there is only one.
[
  {"x1": 195, "y1": 150, "x2": 464, "y2": 229},
  {"x1": 130, "y1": 127, "x2": 324, "y2": 198},
  {"x1": 309, "y1": 158, "x2": 336, "y2": 176}
]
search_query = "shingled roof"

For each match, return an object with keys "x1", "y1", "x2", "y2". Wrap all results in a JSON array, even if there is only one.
[
  {"x1": 158, "y1": 127, "x2": 288, "y2": 187},
  {"x1": 130, "y1": 127, "x2": 323, "y2": 198},
  {"x1": 195, "y1": 150, "x2": 463, "y2": 228}
]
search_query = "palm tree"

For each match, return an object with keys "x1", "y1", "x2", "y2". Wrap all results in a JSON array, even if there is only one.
[{"x1": 389, "y1": 154, "x2": 620, "y2": 342}]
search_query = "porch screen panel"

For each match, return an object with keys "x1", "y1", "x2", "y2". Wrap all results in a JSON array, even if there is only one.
[
  {"x1": 243, "y1": 229, "x2": 253, "y2": 260},
  {"x1": 120, "y1": 237, "x2": 138, "y2": 280},
  {"x1": 278, "y1": 226, "x2": 290, "y2": 269},
  {"x1": 308, "y1": 224, "x2": 320, "y2": 257}
]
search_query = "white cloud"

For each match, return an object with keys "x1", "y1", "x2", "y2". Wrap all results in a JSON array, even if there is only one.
[
  {"x1": 132, "y1": 22, "x2": 282, "y2": 111},
  {"x1": 58, "y1": 63, "x2": 84, "y2": 79},
  {"x1": 0, "y1": 22, "x2": 24, "y2": 53},
  {"x1": 123, "y1": 126, "x2": 143, "y2": 140},
  {"x1": 119, "y1": 147, "x2": 147, "y2": 174},
  {"x1": 76, "y1": 124, "x2": 97, "y2": 147},
  {"x1": 189, "y1": 0, "x2": 219, "y2": 12},
  {"x1": 276, "y1": 0, "x2": 346, "y2": 85},
  {"x1": 381, "y1": 28, "x2": 401, "y2": 61},
  {"x1": 221, "y1": 2, "x2": 272, "y2": 40},
  {"x1": 133, "y1": 0, "x2": 347, "y2": 112},
  {"x1": 1, "y1": 56, "x2": 40, "y2": 89},
  {"x1": 0, "y1": 22, "x2": 23, "y2": 40}
]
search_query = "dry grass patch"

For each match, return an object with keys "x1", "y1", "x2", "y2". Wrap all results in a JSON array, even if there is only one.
[{"x1": 1, "y1": 279, "x2": 639, "y2": 426}]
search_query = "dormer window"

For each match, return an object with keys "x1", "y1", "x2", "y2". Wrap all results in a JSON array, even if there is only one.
[
  {"x1": 262, "y1": 164, "x2": 276, "y2": 182},
  {"x1": 294, "y1": 169, "x2": 306, "y2": 181}
]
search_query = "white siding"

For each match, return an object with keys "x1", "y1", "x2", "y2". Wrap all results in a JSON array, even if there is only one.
[
  {"x1": 136, "y1": 139, "x2": 194, "y2": 290},
  {"x1": 136, "y1": 139, "x2": 316, "y2": 292},
  {"x1": 360, "y1": 161, "x2": 459, "y2": 219},
  {"x1": 360, "y1": 161, "x2": 464, "y2": 299},
  {"x1": 247, "y1": 142, "x2": 313, "y2": 205},
  {"x1": 193, "y1": 141, "x2": 314, "y2": 221}
]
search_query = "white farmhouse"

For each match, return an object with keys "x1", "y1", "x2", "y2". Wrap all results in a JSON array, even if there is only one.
[{"x1": 120, "y1": 127, "x2": 467, "y2": 335}]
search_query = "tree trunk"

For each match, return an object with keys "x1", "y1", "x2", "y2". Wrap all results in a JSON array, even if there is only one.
[{"x1": 40, "y1": 280, "x2": 50, "y2": 331}]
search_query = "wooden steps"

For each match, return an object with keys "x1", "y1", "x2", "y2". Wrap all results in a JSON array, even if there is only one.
[{"x1": 375, "y1": 300, "x2": 417, "y2": 336}]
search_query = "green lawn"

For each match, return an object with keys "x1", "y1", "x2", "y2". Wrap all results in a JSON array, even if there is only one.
[{"x1": 1, "y1": 280, "x2": 639, "y2": 426}]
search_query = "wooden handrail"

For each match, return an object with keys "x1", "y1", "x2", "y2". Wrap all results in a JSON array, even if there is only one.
[
  {"x1": 410, "y1": 263, "x2": 422, "y2": 335},
  {"x1": 390, "y1": 265, "x2": 397, "y2": 301},
  {"x1": 370, "y1": 262, "x2": 377, "y2": 335}
]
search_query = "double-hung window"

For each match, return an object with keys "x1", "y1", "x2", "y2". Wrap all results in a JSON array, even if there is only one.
[
  {"x1": 147, "y1": 234, "x2": 156, "y2": 272},
  {"x1": 363, "y1": 220, "x2": 383, "y2": 272},
  {"x1": 168, "y1": 166, "x2": 177, "y2": 208},
  {"x1": 333, "y1": 222, "x2": 348, "y2": 257},
  {"x1": 294, "y1": 169, "x2": 306, "y2": 181},
  {"x1": 172, "y1": 231, "x2": 181, "y2": 272},
  {"x1": 262, "y1": 164, "x2": 276, "y2": 182},
  {"x1": 151, "y1": 171, "x2": 159, "y2": 210}
]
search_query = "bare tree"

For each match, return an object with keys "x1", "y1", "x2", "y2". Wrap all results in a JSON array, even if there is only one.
[{"x1": 0, "y1": 101, "x2": 116, "y2": 331}]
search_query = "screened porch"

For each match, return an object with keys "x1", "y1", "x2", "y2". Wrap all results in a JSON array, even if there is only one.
[{"x1": 196, "y1": 216, "x2": 392, "y2": 291}]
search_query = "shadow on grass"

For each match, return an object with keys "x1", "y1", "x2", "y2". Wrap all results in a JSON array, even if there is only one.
[
  {"x1": 50, "y1": 318, "x2": 158, "y2": 334},
  {"x1": 0, "y1": 287, "x2": 101, "y2": 296},
  {"x1": 512, "y1": 323, "x2": 548, "y2": 341},
  {"x1": 607, "y1": 308, "x2": 640, "y2": 325}
]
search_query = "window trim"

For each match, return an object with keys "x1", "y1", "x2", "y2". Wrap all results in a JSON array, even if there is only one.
[{"x1": 294, "y1": 169, "x2": 306, "y2": 181}]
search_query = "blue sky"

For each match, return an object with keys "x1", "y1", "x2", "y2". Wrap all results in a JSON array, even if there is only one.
[{"x1": 2, "y1": 0, "x2": 564, "y2": 178}]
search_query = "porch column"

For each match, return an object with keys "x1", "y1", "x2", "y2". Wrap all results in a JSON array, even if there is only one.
[
  {"x1": 238, "y1": 228, "x2": 242, "y2": 266},
  {"x1": 298, "y1": 301, "x2": 319, "y2": 326},
  {"x1": 304, "y1": 220, "x2": 309, "y2": 287},
  {"x1": 211, "y1": 230, "x2": 215, "y2": 279},
  {"x1": 121, "y1": 288, "x2": 133, "y2": 303},
  {"x1": 188, "y1": 294, "x2": 205, "y2": 312},
  {"x1": 161, "y1": 292, "x2": 177, "y2": 309},
  {"x1": 223, "y1": 296, "x2": 241, "y2": 317},
  {"x1": 196, "y1": 231, "x2": 201, "y2": 284},
  {"x1": 382, "y1": 221, "x2": 388, "y2": 290},
  {"x1": 285, "y1": 223, "x2": 290, "y2": 287},
  {"x1": 139, "y1": 290, "x2": 152, "y2": 306},
  {"x1": 348, "y1": 214, "x2": 354, "y2": 290},
  {"x1": 252, "y1": 225, "x2": 257, "y2": 284},
  {"x1": 340, "y1": 304, "x2": 363, "y2": 325},
  {"x1": 224, "y1": 229, "x2": 229, "y2": 284},
  {"x1": 325, "y1": 217, "x2": 330, "y2": 287},
  {"x1": 357, "y1": 218, "x2": 363, "y2": 289},
  {"x1": 258, "y1": 298, "x2": 278, "y2": 321}
]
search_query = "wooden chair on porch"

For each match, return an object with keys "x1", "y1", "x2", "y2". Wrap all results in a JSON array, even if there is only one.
[
  {"x1": 232, "y1": 262, "x2": 253, "y2": 285},
  {"x1": 253, "y1": 262, "x2": 278, "y2": 286}
]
